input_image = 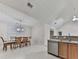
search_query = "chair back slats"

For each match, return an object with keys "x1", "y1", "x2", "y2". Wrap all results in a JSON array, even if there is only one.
[{"x1": 0, "y1": 37, "x2": 5, "y2": 42}]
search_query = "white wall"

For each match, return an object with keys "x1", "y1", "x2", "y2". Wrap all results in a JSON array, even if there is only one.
[
  {"x1": 58, "y1": 21, "x2": 78, "y2": 36},
  {"x1": 44, "y1": 24, "x2": 50, "y2": 46},
  {"x1": 0, "y1": 23, "x2": 7, "y2": 40},
  {"x1": 32, "y1": 24, "x2": 54, "y2": 46},
  {"x1": 32, "y1": 23, "x2": 45, "y2": 45}
]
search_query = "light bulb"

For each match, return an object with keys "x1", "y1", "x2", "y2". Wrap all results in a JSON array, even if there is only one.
[{"x1": 17, "y1": 28, "x2": 20, "y2": 31}]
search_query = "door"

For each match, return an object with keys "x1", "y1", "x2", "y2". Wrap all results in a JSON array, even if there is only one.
[
  {"x1": 58, "y1": 42, "x2": 67, "y2": 59},
  {"x1": 69, "y1": 44, "x2": 78, "y2": 59}
]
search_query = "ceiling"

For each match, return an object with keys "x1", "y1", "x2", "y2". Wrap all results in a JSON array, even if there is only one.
[{"x1": 0, "y1": 0, "x2": 78, "y2": 24}]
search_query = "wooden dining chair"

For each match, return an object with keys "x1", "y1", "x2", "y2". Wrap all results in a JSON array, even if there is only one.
[
  {"x1": 15, "y1": 37, "x2": 22, "y2": 48},
  {"x1": 0, "y1": 37, "x2": 13, "y2": 51},
  {"x1": 22, "y1": 37, "x2": 28, "y2": 46},
  {"x1": 27, "y1": 36, "x2": 31, "y2": 45}
]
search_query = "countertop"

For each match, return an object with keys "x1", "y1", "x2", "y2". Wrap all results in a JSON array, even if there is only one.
[{"x1": 48, "y1": 39, "x2": 78, "y2": 44}]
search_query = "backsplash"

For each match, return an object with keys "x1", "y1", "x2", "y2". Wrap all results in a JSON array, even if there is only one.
[{"x1": 51, "y1": 36, "x2": 78, "y2": 41}]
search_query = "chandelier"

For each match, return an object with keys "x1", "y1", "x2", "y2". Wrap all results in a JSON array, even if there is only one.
[{"x1": 16, "y1": 19, "x2": 24, "y2": 32}]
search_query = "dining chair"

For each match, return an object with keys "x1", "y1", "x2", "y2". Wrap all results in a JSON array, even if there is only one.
[
  {"x1": 0, "y1": 37, "x2": 12, "y2": 51},
  {"x1": 15, "y1": 37, "x2": 22, "y2": 48},
  {"x1": 22, "y1": 37, "x2": 28, "y2": 46},
  {"x1": 27, "y1": 36, "x2": 31, "y2": 45}
]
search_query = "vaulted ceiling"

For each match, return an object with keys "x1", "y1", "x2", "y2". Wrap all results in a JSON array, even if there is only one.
[{"x1": 0, "y1": 0, "x2": 78, "y2": 24}]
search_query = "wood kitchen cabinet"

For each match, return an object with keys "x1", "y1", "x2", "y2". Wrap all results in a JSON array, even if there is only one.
[
  {"x1": 58, "y1": 42, "x2": 67, "y2": 59},
  {"x1": 48, "y1": 39, "x2": 78, "y2": 59},
  {"x1": 58, "y1": 42, "x2": 78, "y2": 59},
  {"x1": 69, "y1": 44, "x2": 78, "y2": 59}
]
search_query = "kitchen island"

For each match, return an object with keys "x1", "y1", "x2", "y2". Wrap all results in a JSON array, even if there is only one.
[{"x1": 48, "y1": 37, "x2": 78, "y2": 59}]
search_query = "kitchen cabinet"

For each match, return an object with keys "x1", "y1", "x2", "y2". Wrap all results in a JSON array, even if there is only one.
[
  {"x1": 48, "y1": 40, "x2": 78, "y2": 59},
  {"x1": 69, "y1": 44, "x2": 78, "y2": 59},
  {"x1": 58, "y1": 42, "x2": 67, "y2": 59},
  {"x1": 58, "y1": 43, "x2": 78, "y2": 59}
]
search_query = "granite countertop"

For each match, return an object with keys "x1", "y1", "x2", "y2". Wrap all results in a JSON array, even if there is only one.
[{"x1": 48, "y1": 39, "x2": 78, "y2": 44}]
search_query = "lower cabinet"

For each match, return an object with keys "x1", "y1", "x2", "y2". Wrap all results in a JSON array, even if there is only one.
[
  {"x1": 48, "y1": 40, "x2": 78, "y2": 59},
  {"x1": 69, "y1": 44, "x2": 78, "y2": 59},
  {"x1": 58, "y1": 42, "x2": 78, "y2": 59},
  {"x1": 58, "y1": 42, "x2": 67, "y2": 59}
]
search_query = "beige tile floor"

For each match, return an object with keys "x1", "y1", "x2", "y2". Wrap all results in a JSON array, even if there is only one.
[{"x1": 0, "y1": 45, "x2": 60, "y2": 59}]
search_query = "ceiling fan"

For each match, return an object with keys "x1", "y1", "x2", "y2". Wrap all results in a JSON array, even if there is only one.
[
  {"x1": 72, "y1": 16, "x2": 78, "y2": 21},
  {"x1": 72, "y1": 8, "x2": 78, "y2": 21}
]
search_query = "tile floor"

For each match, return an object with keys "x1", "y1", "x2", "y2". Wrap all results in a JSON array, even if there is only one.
[{"x1": 0, "y1": 45, "x2": 60, "y2": 59}]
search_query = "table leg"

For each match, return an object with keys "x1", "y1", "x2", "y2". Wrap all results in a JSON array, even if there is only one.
[{"x1": 10, "y1": 44, "x2": 12, "y2": 49}]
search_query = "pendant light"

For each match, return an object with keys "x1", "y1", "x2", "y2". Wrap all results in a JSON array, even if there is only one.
[{"x1": 16, "y1": 19, "x2": 24, "y2": 32}]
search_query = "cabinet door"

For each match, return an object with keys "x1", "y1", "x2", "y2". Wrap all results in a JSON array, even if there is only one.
[
  {"x1": 58, "y1": 42, "x2": 67, "y2": 59},
  {"x1": 69, "y1": 44, "x2": 78, "y2": 59}
]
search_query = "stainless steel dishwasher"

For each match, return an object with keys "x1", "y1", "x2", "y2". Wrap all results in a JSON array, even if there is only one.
[{"x1": 48, "y1": 40, "x2": 58, "y2": 56}]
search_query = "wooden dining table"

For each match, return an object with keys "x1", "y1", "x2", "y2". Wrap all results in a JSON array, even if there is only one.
[
  {"x1": 15, "y1": 37, "x2": 28, "y2": 47},
  {"x1": 4, "y1": 36, "x2": 31, "y2": 50}
]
